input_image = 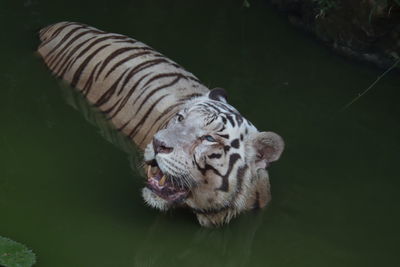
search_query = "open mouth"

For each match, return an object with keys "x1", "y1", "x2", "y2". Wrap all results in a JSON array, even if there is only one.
[{"x1": 145, "y1": 160, "x2": 189, "y2": 203}]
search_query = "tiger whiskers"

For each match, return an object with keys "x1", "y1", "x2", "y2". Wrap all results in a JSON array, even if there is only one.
[{"x1": 166, "y1": 171, "x2": 195, "y2": 190}]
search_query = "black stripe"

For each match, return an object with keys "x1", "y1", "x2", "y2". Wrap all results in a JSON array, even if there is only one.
[
  {"x1": 104, "y1": 50, "x2": 153, "y2": 79},
  {"x1": 226, "y1": 115, "x2": 235, "y2": 127},
  {"x1": 218, "y1": 153, "x2": 241, "y2": 192},
  {"x1": 194, "y1": 151, "x2": 222, "y2": 177},
  {"x1": 122, "y1": 58, "x2": 166, "y2": 88},
  {"x1": 137, "y1": 101, "x2": 184, "y2": 146},
  {"x1": 39, "y1": 25, "x2": 53, "y2": 41},
  {"x1": 159, "y1": 113, "x2": 177, "y2": 130},
  {"x1": 117, "y1": 119, "x2": 131, "y2": 132},
  {"x1": 95, "y1": 47, "x2": 140, "y2": 81},
  {"x1": 217, "y1": 134, "x2": 229, "y2": 139},
  {"x1": 141, "y1": 72, "x2": 186, "y2": 88},
  {"x1": 127, "y1": 94, "x2": 169, "y2": 138},
  {"x1": 39, "y1": 22, "x2": 75, "y2": 49},
  {"x1": 203, "y1": 102, "x2": 223, "y2": 113},
  {"x1": 106, "y1": 73, "x2": 151, "y2": 119},
  {"x1": 94, "y1": 68, "x2": 129, "y2": 107},
  {"x1": 82, "y1": 61, "x2": 101, "y2": 96},
  {"x1": 50, "y1": 22, "x2": 74, "y2": 38},
  {"x1": 230, "y1": 165, "x2": 248, "y2": 203},
  {"x1": 70, "y1": 44, "x2": 110, "y2": 88},
  {"x1": 231, "y1": 139, "x2": 240, "y2": 149},
  {"x1": 115, "y1": 58, "x2": 169, "y2": 94},
  {"x1": 102, "y1": 98, "x2": 122, "y2": 115},
  {"x1": 57, "y1": 36, "x2": 98, "y2": 77},
  {"x1": 68, "y1": 35, "x2": 127, "y2": 72},
  {"x1": 205, "y1": 117, "x2": 215, "y2": 126},
  {"x1": 179, "y1": 93, "x2": 203, "y2": 101},
  {"x1": 217, "y1": 125, "x2": 226, "y2": 132},
  {"x1": 208, "y1": 153, "x2": 222, "y2": 159},
  {"x1": 48, "y1": 29, "x2": 100, "y2": 70},
  {"x1": 114, "y1": 39, "x2": 138, "y2": 44},
  {"x1": 170, "y1": 62, "x2": 183, "y2": 69},
  {"x1": 133, "y1": 75, "x2": 182, "y2": 114},
  {"x1": 236, "y1": 115, "x2": 244, "y2": 127},
  {"x1": 209, "y1": 102, "x2": 244, "y2": 128},
  {"x1": 45, "y1": 25, "x2": 85, "y2": 58}
]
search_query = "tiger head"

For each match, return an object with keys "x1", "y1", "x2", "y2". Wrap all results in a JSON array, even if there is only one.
[{"x1": 143, "y1": 88, "x2": 284, "y2": 227}]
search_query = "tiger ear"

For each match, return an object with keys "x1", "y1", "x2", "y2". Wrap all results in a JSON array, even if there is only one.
[
  {"x1": 251, "y1": 131, "x2": 284, "y2": 170},
  {"x1": 208, "y1": 88, "x2": 228, "y2": 103}
]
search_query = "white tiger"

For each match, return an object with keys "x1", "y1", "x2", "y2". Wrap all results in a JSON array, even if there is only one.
[{"x1": 37, "y1": 22, "x2": 284, "y2": 227}]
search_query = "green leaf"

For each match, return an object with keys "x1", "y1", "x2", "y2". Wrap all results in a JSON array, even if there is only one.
[
  {"x1": 0, "y1": 236, "x2": 36, "y2": 267},
  {"x1": 243, "y1": 0, "x2": 250, "y2": 8}
]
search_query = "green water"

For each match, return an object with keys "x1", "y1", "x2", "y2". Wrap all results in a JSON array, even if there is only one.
[{"x1": 1, "y1": 0, "x2": 399, "y2": 266}]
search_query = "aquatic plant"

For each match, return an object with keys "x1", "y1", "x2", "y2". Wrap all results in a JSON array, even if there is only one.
[{"x1": 0, "y1": 236, "x2": 36, "y2": 267}]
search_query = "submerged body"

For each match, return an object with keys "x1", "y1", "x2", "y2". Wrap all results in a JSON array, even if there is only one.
[
  {"x1": 38, "y1": 22, "x2": 208, "y2": 148},
  {"x1": 38, "y1": 22, "x2": 284, "y2": 227}
]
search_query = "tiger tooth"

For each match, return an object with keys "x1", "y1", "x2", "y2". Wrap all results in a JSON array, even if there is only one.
[
  {"x1": 147, "y1": 166, "x2": 152, "y2": 179},
  {"x1": 159, "y1": 175, "x2": 166, "y2": 186},
  {"x1": 151, "y1": 166, "x2": 158, "y2": 175}
]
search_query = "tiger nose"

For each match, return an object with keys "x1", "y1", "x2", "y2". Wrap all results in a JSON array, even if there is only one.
[{"x1": 153, "y1": 138, "x2": 173, "y2": 154}]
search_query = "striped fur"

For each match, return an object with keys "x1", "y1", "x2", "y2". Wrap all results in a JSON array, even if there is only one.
[
  {"x1": 37, "y1": 22, "x2": 284, "y2": 227},
  {"x1": 38, "y1": 22, "x2": 208, "y2": 149}
]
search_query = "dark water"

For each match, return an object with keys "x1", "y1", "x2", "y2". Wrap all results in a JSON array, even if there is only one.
[{"x1": 1, "y1": 0, "x2": 399, "y2": 266}]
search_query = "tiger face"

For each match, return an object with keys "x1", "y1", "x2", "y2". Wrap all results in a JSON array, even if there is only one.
[{"x1": 143, "y1": 89, "x2": 284, "y2": 227}]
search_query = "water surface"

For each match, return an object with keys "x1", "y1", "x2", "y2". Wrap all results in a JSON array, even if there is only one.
[{"x1": 1, "y1": 0, "x2": 399, "y2": 266}]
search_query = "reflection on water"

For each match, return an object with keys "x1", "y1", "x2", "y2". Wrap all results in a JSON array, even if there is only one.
[
  {"x1": 1, "y1": 0, "x2": 400, "y2": 266},
  {"x1": 60, "y1": 82, "x2": 143, "y2": 172},
  {"x1": 61, "y1": 78, "x2": 264, "y2": 267},
  {"x1": 133, "y1": 212, "x2": 264, "y2": 267}
]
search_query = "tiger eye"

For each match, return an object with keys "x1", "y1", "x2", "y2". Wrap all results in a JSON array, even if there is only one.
[{"x1": 204, "y1": 135, "x2": 216, "y2": 142}]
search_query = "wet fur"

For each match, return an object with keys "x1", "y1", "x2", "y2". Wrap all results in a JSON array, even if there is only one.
[{"x1": 37, "y1": 22, "x2": 284, "y2": 227}]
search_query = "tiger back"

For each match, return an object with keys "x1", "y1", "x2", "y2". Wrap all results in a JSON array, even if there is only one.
[
  {"x1": 37, "y1": 22, "x2": 285, "y2": 227},
  {"x1": 38, "y1": 21, "x2": 209, "y2": 148}
]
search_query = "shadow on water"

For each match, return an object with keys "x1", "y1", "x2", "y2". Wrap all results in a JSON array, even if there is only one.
[
  {"x1": 59, "y1": 82, "x2": 143, "y2": 173},
  {"x1": 59, "y1": 80, "x2": 266, "y2": 267},
  {"x1": 133, "y1": 211, "x2": 266, "y2": 267},
  {"x1": 1, "y1": 0, "x2": 400, "y2": 266}
]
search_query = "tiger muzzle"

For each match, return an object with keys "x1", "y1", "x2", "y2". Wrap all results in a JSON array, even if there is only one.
[{"x1": 153, "y1": 137, "x2": 173, "y2": 154}]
